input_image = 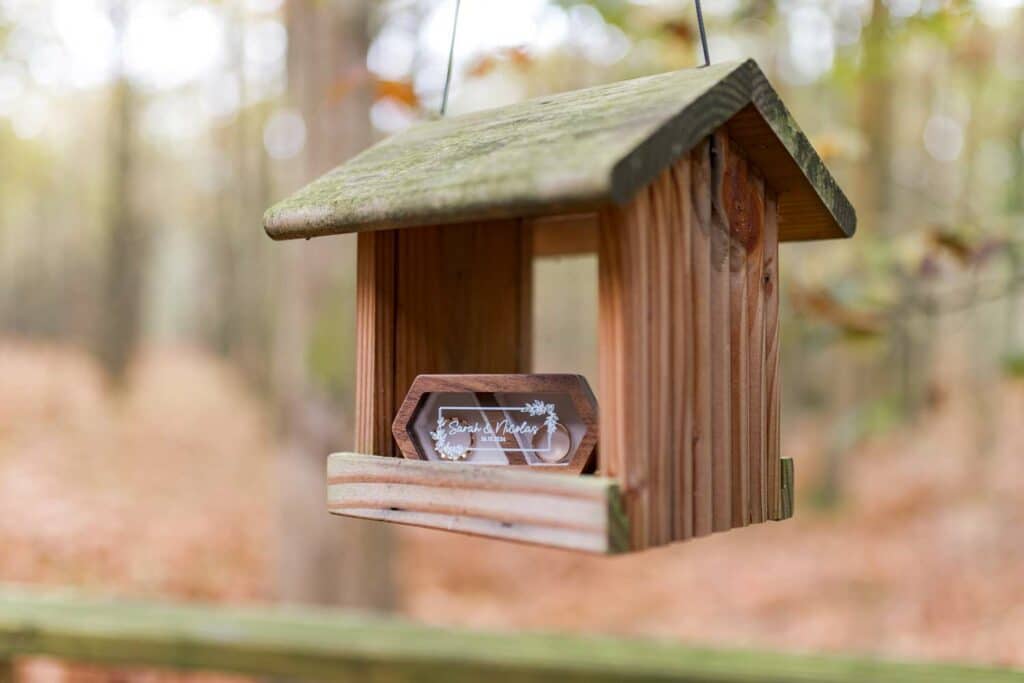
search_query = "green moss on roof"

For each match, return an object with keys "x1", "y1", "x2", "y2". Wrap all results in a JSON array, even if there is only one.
[{"x1": 264, "y1": 59, "x2": 855, "y2": 242}]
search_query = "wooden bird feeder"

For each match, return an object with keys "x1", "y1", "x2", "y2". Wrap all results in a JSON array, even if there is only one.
[{"x1": 264, "y1": 60, "x2": 855, "y2": 554}]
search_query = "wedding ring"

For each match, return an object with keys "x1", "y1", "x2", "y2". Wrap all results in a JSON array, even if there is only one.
[{"x1": 532, "y1": 422, "x2": 572, "y2": 464}]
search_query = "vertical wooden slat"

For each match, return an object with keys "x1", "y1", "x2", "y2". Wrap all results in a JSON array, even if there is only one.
[
  {"x1": 393, "y1": 221, "x2": 527, "y2": 403},
  {"x1": 519, "y1": 223, "x2": 534, "y2": 371},
  {"x1": 647, "y1": 185, "x2": 664, "y2": 546},
  {"x1": 671, "y1": 160, "x2": 694, "y2": 541},
  {"x1": 724, "y1": 145, "x2": 751, "y2": 529},
  {"x1": 355, "y1": 231, "x2": 398, "y2": 456},
  {"x1": 689, "y1": 142, "x2": 714, "y2": 538},
  {"x1": 633, "y1": 190, "x2": 652, "y2": 548},
  {"x1": 599, "y1": 203, "x2": 639, "y2": 546},
  {"x1": 709, "y1": 132, "x2": 733, "y2": 532},
  {"x1": 764, "y1": 193, "x2": 782, "y2": 520},
  {"x1": 746, "y1": 173, "x2": 768, "y2": 524},
  {"x1": 651, "y1": 173, "x2": 676, "y2": 546},
  {"x1": 601, "y1": 158, "x2": 708, "y2": 549},
  {"x1": 597, "y1": 209, "x2": 625, "y2": 490}
]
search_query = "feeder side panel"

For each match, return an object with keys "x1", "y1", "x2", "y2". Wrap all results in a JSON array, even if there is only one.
[
  {"x1": 598, "y1": 137, "x2": 782, "y2": 552},
  {"x1": 356, "y1": 231, "x2": 399, "y2": 457}
]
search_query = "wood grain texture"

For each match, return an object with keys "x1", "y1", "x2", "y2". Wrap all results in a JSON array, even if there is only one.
[
  {"x1": 670, "y1": 159, "x2": 694, "y2": 541},
  {"x1": 391, "y1": 374, "x2": 598, "y2": 474},
  {"x1": 520, "y1": 226, "x2": 534, "y2": 370},
  {"x1": 746, "y1": 175, "x2": 768, "y2": 524},
  {"x1": 327, "y1": 453, "x2": 629, "y2": 554},
  {"x1": 650, "y1": 158, "x2": 672, "y2": 544},
  {"x1": 723, "y1": 137, "x2": 755, "y2": 529},
  {"x1": 599, "y1": 147, "x2": 721, "y2": 549},
  {"x1": 2, "y1": 587, "x2": 1019, "y2": 683},
  {"x1": 689, "y1": 142, "x2": 714, "y2": 538},
  {"x1": 265, "y1": 60, "x2": 854, "y2": 244},
  {"x1": 709, "y1": 132, "x2": 733, "y2": 533},
  {"x1": 599, "y1": 199, "x2": 648, "y2": 547},
  {"x1": 764, "y1": 193, "x2": 782, "y2": 520},
  {"x1": 356, "y1": 221, "x2": 531, "y2": 459},
  {"x1": 529, "y1": 213, "x2": 598, "y2": 257},
  {"x1": 355, "y1": 231, "x2": 398, "y2": 456},
  {"x1": 598, "y1": 139, "x2": 782, "y2": 550},
  {"x1": 393, "y1": 221, "x2": 529, "y2": 402}
]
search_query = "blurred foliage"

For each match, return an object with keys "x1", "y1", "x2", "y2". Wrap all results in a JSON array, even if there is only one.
[
  {"x1": 1003, "y1": 351, "x2": 1024, "y2": 377},
  {"x1": 306, "y1": 271, "x2": 358, "y2": 401}
]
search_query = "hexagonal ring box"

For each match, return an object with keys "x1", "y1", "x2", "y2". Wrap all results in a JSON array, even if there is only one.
[{"x1": 393, "y1": 375, "x2": 598, "y2": 474}]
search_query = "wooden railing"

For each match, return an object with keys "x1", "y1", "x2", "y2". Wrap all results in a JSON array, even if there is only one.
[{"x1": 0, "y1": 586, "x2": 1021, "y2": 682}]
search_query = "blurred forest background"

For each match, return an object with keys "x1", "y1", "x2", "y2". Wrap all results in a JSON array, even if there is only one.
[{"x1": 2, "y1": 0, "x2": 1024, "y2": 674}]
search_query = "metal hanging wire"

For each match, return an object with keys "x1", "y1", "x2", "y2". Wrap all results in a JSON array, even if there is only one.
[
  {"x1": 440, "y1": 0, "x2": 461, "y2": 116},
  {"x1": 439, "y1": 0, "x2": 711, "y2": 116},
  {"x1": 694, "y1": 0, "x2": 711, "y2": 67}
]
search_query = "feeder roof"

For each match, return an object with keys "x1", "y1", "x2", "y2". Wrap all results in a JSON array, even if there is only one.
[{"x1": 264, "y1": 59, "x2": 855, "y2": 243}]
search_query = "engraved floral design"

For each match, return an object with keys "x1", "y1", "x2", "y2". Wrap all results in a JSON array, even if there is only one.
[
  {"x1": 432, "y1": 400, "x2": 561, "y2": 461},
  {"x1": 430, "y1": 416, "x2": 469, "y2": 461},
  {"x1": 523, "y1": 400, "x2": 559, "y2": 436}
]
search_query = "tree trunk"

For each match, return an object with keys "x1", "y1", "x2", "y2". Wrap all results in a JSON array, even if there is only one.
[
  {"x1": 857, "y1": 0, "x2": 893, "y2": 234},
  {"x1": 97, "y1": 6, "x2": 145, "y2": 386},
  {"x1": 274, "y1": 0, "x2": 396, "y2": 610}
]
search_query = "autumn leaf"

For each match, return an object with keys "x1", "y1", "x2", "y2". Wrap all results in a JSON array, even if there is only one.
[
  {"x1": 506, "y1": 46, "x2": 533, "y2": 68},
  {"x1": 374, "y1": 78, "x2": 419, "y2": 108},
  {"x1": 467, "y1": 55, "x2": 498, "y2": 78},
  {"x1": 928, "y1": 228, "x2": 974, "y2": 265},
  {"x1": 467, "y1": 47, "x2": 534, "y2": 78},
  {"x1": 662, "y1": 20, "x2": 695, "y2": 44},
  {"x1": 326, "y1": 69, "x2": 419, "y2": 110},
  {"x1": 789, "y1": 284, "x2": 887, "y2": 337}
]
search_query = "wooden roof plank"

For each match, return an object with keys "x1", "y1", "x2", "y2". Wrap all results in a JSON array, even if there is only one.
[{"x1": 264, "y1": 59, "x2": 855, "y2": 243}]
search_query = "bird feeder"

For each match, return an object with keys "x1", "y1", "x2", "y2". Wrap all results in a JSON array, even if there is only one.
[{"x1": 264, "y1": 60, "x2": 855, "y2": 554}]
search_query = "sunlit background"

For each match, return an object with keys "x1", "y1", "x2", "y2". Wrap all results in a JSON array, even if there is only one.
[{"x1": 2, "y1": 0, "x2": 1024, "y2": 674}]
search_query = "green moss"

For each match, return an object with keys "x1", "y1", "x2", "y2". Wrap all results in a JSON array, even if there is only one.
[{"x1": 264, "y1": 59, "x2": 855, "y2": 244}]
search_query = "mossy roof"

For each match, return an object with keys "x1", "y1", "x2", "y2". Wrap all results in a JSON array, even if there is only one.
[{"x1": 264, "y1": 59, "x2": 855, "y2": 243}]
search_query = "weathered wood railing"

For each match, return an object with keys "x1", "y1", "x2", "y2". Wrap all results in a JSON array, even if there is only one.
[{"x1": 0, "y1": 586, "x2": 1021, "y2": 682}]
